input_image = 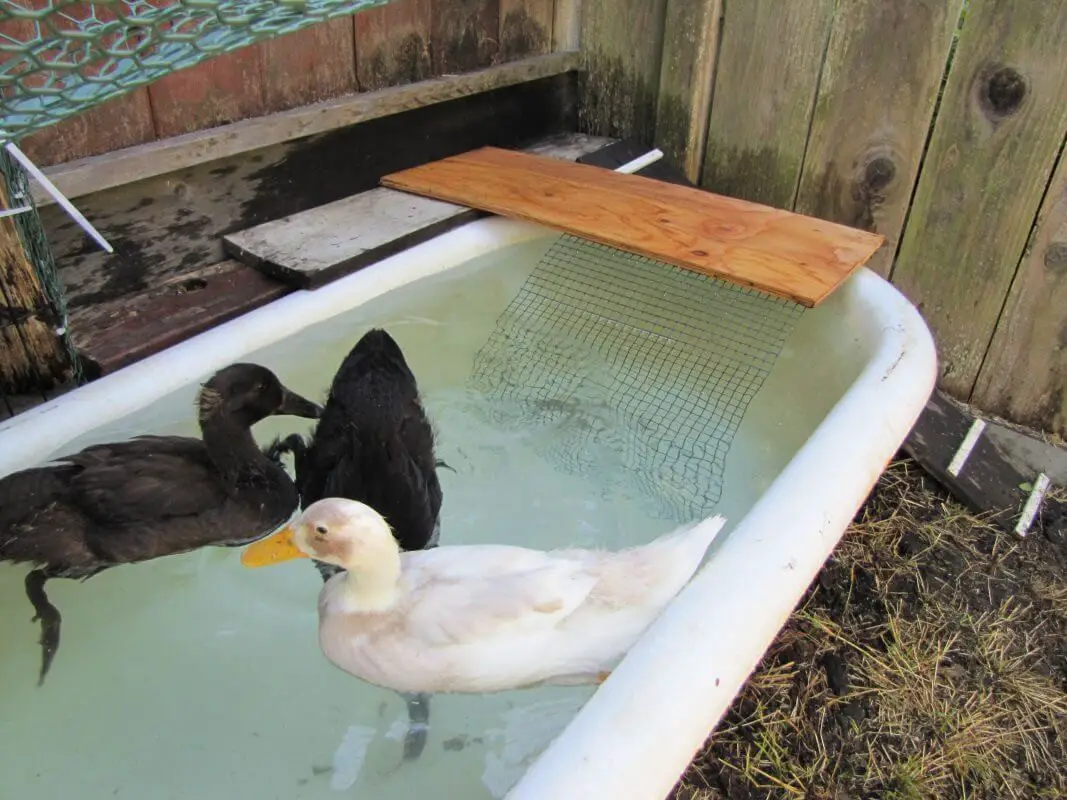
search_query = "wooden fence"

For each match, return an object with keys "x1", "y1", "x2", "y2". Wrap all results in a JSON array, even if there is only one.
[
  {"x1": 10, "y1": 0, "x2": 563, "y2": 167},
  {"x1": 580, "y1": 0, "x2": 1067, "y2": 438}
]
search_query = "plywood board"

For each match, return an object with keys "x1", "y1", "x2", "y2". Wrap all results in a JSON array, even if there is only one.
[
  {"x1": 224, "y1": 189, "x2": 477, "y2": 289},
  {"x1": 381, "y1": 146, "x2": 886, "y2": 306}
]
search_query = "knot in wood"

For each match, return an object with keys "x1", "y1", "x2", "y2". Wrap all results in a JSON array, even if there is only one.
[{"x1": 979, "y1": 66, "x2": 1027, "y2": 120}]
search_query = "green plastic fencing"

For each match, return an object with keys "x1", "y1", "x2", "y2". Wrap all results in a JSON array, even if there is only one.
[{"x1": 0, "y1": 0, "x2": 393, "y2": 143}]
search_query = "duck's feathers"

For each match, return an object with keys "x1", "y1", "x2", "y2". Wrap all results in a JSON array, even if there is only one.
[
  {"x1": 286, "y1": 329, "x2": 443, "y2": 554},
  {"x1": 0, "y1": 435, "x2": 295, "y2": 576}
]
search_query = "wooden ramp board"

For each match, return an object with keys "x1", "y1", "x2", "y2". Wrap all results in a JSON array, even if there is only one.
[
  {"x1": 380, "y1": 147, "x2": 886, "y2": 306},
  {"x1": 224, "y1": 134, "x2": 614, "y2": 289}
]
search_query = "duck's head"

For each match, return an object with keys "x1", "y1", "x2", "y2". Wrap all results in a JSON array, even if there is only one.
[
  {"x1": 241, "y1": 497, "x2": 398, "y2": 571},
  {"x1": 198, "y1": 363, "x2": 322, "y2": 427}
]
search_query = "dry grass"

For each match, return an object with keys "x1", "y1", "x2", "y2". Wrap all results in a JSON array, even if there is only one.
[{"x1": 673, "y1": 460, "x2": 1067, "y2": 800}]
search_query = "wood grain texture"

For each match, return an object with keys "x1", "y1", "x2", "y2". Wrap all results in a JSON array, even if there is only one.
[
  {"x1": 972, "y1": 141, "x2": 1067, "y2": 436},
  {"x1": 381, "y1": 146, "x2": 886, "y2": 306},
  {"x1": 68, "y1": 261, "x2": 290, "y2": 376},
  {"x1": 19, "y1": 91, "x2": 156, "y2": 168},
  {"x1": 794, "y1": 0, "x2": 963, "y2": 276},
  {"x1": 553, "y1": 0, "x2": 580, "y2": 51},
  {"x1": 655, "y1": 0, "x2": 721, "y2": 183},
  {"x1": 148, "y1": 45, "x2": 268, "y2": 138},
  {"x1": 578, "y1": 0, "x2": 668, "y2": 144},
  {"x1": 0, "y1": 180, "x2": 68, "y2": 392},
  {"x1": 36, "y1": 52, "x2": 579, "y2": 204},
  {"x1": 700, "y1": 0, "x2": 836, "y2": 208},
  {"x1": 261, "y1": 19, "x2": 358, "y2": 112},
  {"x1": 224, "y1": 188, "x2": 476, "y2": 288},
  {"x1": 892, "y1": 0, "x2": 1067, "y2": 397},
  {"x1": 500, "y1": 0, "x2": 554, "y2": 61},
  {"x1": 355, "y1": 0, "x2": 434, "y2": 90},
  {"x1": 430, "y1": 0, "x2": 500, "y2": 74}
]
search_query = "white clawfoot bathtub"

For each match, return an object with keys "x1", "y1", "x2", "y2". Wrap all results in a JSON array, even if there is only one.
[{"x1": 0, "y1": 217, "x2": 936, "y2": 799}]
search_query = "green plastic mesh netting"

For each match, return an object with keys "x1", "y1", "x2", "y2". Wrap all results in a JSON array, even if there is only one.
[{"x1": 0, "y1": 0, "x2": 393, "y2": 143}]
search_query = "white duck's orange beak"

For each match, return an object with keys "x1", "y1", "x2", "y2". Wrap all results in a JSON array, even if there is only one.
[{"x1": 241, "y1": 524, "x2": 309, "y2": 567}]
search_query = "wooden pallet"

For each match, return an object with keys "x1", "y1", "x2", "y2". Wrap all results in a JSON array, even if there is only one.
[{"x1": 380, "y1": 146, "x2": 886, "y2": 307}]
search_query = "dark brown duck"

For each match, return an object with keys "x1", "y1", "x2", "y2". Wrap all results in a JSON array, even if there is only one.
[{"x1": 0, "y1": 362, "x2": 322, "y2": 685}]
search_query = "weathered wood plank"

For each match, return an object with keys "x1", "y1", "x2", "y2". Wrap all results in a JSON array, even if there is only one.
[
  {"x1": 654, "y1": 0, "x2": 721, "y2": 183},
  {"x1": 891, "y1": 0, "x2": 1067, "y2": 397},
  {"x1": 261, "y1": 20, "x2": 358, "y2": 112},
  {"x1": 224, "y1": 189, "x2": 478, "y2": 289},
  {"x1": 700, "y1": 0, "x2": 836, "y2": 208},
  {"x1": 42, "y1": 74, "x2": 579, "y2": 309},
  {"x1": 382, "y1": 146, "x2": 885, "y2": 306},
  {"x1": 0, "y1": 177, "x2": 69, "y2": 392},
  {"x1": 34, "y1": 52, "x2": 579, "y2": 204},
  {"x1": 500, "y1": 0, "x2": 554, "y2": 62},
  {"x1": 148, "y1": 45, "x2": 268, "y2": 138},
  {"x1": 354, "y1": 0, "x2": 434, "y2": 91},
  {"x1": 225, "y1": 133, "x2": 612, "y2": 288},
  {"x1": 19, "y1": 91, "x2": 156, "y2": 168},
  {"x1": 430, "y1": 0, "x2": 500, "y2": 74},
  {"x1": 68, "y1": 261, "x2": 291, "y2": 377},
  {"x1": 903, "y1": 388, "x2": 1060, "y2": 536},
  {"x1": 578, "y1": 0, "x2": 669, "y2": 145},
  {"x1": 971, "y1": 139, "x2": 1067, "y2": 437},
  {"x1": 793, "y1": 0, "x2": 962, "y2": 276},
  {"x1": 553, "y1": 0, "x2": 580, "y2": 51}
]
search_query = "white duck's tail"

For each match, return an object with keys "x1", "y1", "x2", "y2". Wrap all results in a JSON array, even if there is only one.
[{"x1": 592, "y1": 515, "x2": 728, "y2": 610}]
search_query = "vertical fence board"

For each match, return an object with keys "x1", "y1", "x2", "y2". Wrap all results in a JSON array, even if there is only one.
[
  {"x1": 430, "y1": 0, "x2": 501, "y2": 75},
  {"x1": 972, "y1": 139, "x2": 1067, "y2": 436},
  {"x1": 578, "y1": 0, "x2": 668, "y2": 144},
  {"x1": 700, "y1": 0, "x2": 836, "y2": 209},
  {"x1": 500, "y1": 0, "x2": 554, "y2": 61},
  {"x1": 655, "y1": 0, "x2": 721, "y2": 183},
  {"x1": 794, "y1": 0, "x2": 962, "y2": 276},
  {"x1": 892, "y1": 0, "x2": 1067, "y2": 397},
  {"x1": 261, "y1": 20, "x2": 358, "y2": 112},
  {"x1": 355, "y1": 0, "x2": 434, "y2": 91},
  {"x1": 148, "y1": 46, "x2": 268, "y2": 138}
]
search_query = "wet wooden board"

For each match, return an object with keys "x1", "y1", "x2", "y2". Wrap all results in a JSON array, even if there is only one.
[
  {"x1": 224, "y1": 134, "x2": 613, "y2": 288},
  {"x1": 224, "y1": 189, "x2": 478, "y2": 289},
  {"x1": 381, "y1": 146, "x2": 886, "y2": 306},
  {"x1": 68, "y1": 261, "x2": 291, "y2": 376}
]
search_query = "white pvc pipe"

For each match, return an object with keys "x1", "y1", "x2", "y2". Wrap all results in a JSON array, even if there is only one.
[{"x1": 614, "y1": 148, "x2": 665, "y2": 175}]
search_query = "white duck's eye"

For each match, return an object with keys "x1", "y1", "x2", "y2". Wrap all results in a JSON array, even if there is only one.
[{"x1": 315, "y1": 525, "x2": 328, "y2": 536}]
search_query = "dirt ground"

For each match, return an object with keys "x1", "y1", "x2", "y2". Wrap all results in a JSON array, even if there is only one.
[{"x1": 671, "y1": 457, "x2": 1067, "y2": 800}]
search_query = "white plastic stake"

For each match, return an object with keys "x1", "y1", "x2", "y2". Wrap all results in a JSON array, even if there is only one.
[
  {"x1": 614, "y1": 148, "x2": 665, "y2": 175},
  {"x1": 4, "y1": 141, "x2": 114, "y2": 253}
]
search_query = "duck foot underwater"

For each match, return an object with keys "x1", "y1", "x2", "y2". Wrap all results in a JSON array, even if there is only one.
[{"x1": 24, "y1": 568, "x2": 63, "y2": 686}]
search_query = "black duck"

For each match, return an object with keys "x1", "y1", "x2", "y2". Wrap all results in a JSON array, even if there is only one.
[{"x1": 0, "y1": 362, "x2": 322, "y2": 685}]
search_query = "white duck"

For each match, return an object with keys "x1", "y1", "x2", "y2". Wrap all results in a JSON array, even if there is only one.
[{"x1": 242, "y1": 497, "x2": 726, "y2": 695}]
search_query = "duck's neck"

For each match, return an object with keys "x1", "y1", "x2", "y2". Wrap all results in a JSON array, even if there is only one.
[
  {"x1": 336, "y1": 551, "x2": 403, "y2": 613},
  {"x1": 200, "y1": 415, "x2": 269, "y2": 482}
]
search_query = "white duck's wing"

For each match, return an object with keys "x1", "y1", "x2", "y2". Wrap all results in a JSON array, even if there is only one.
[{"x1": 402, "y1": 546, "x2": 600, "y2": 647}]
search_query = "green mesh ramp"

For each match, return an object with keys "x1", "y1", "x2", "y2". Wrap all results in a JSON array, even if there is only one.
[
  {"x1": 468, "y1": 235, "x2": 805, "y2": 522},
  {"x1": 0, "y1": 0, "x2": 393, "y2": 142}
]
